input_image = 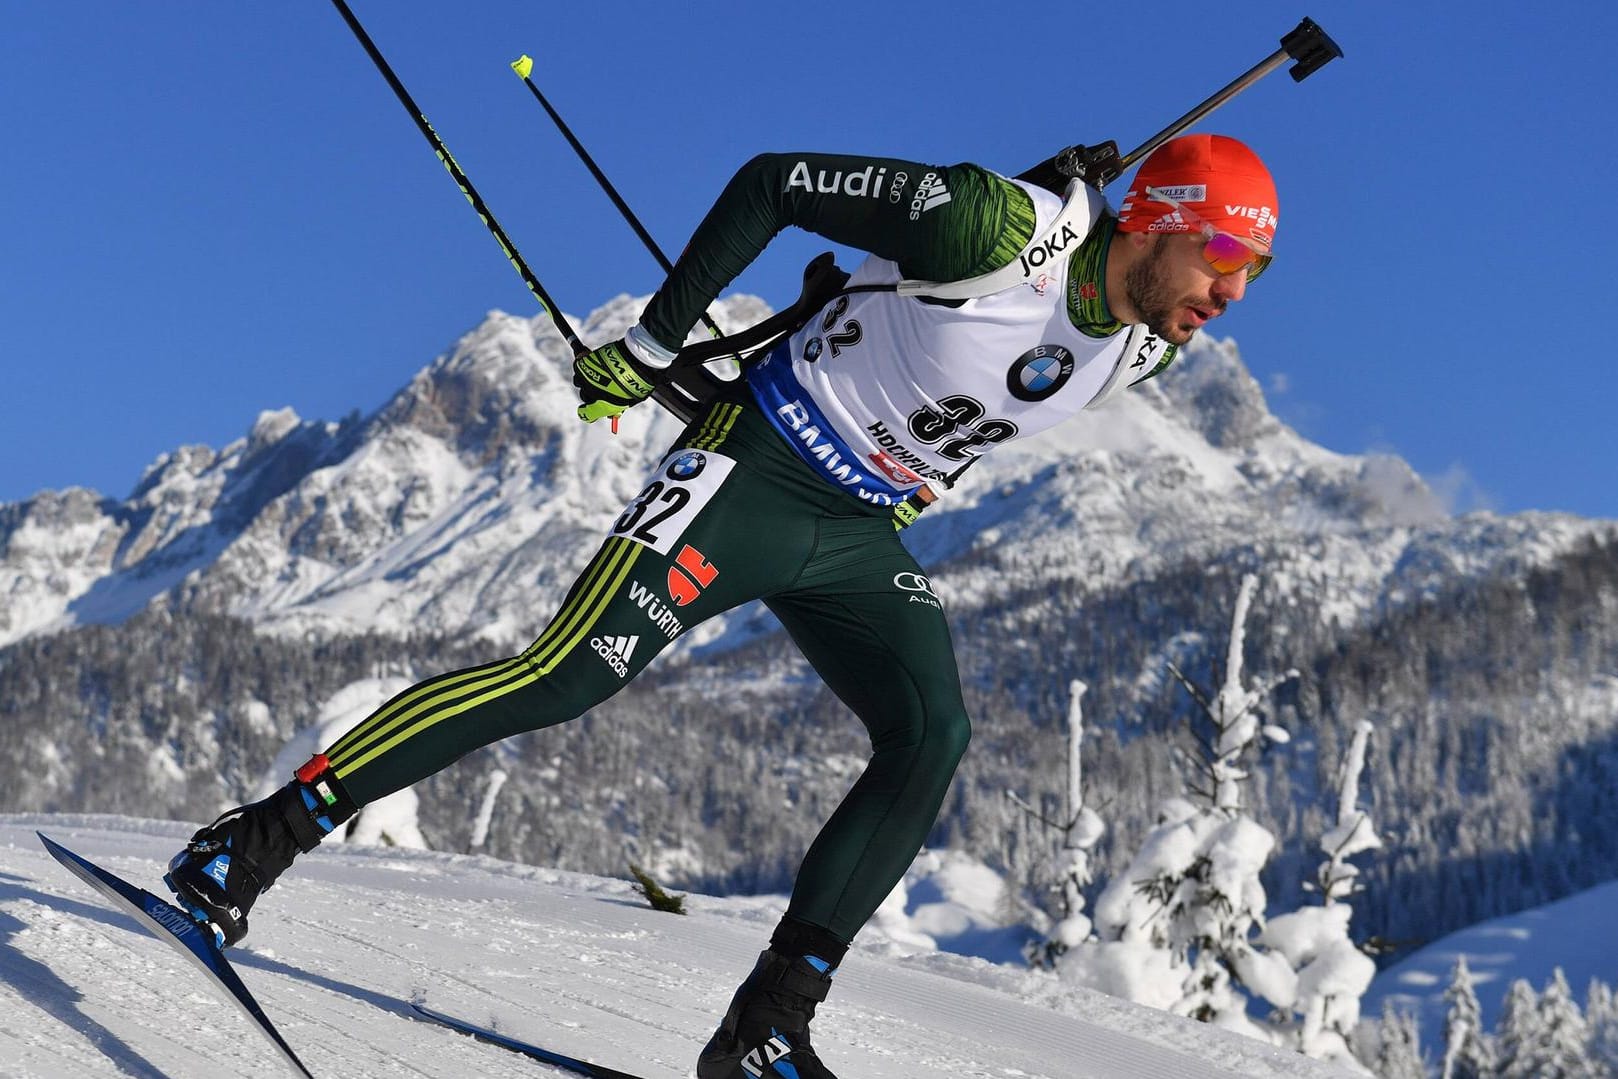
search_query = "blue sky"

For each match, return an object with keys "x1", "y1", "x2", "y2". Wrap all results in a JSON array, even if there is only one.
[{"x1": 4, "y1": 3, "x2": 1615, "y2": 519}]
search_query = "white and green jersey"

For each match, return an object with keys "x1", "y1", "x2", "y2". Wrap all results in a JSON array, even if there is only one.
[{"x1": 637, "y1": 153, "x2": 1176, "y2": 505}]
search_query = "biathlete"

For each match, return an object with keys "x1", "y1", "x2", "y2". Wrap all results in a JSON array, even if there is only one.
[{"x1": 167, "y1": 132, "x2": 1280, "y2": 1078}]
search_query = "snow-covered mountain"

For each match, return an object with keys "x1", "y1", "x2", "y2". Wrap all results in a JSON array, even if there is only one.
[
  {"x1": 0, "y1": 296, "x2": 710, "y2": 649},
  {"x1": 0, "y1": 814, "x2": 1352, "y2": 1078},
  {"x1": 2, "y1": 294, "x2": 1606, "y2": 654}
]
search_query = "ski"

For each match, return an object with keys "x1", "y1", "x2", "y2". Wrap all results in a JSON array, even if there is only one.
[
  {"x1": 36, "y1": 831, "x2": 315, "y2": 1078},
  {"x1": 409, "y1": 1000, "x2": 651, "y2": 1079}
]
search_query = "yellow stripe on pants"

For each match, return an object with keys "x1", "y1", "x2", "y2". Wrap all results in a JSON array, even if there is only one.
[{"x1": 327, "y1": 537, "x2": 642, "y2": 779}]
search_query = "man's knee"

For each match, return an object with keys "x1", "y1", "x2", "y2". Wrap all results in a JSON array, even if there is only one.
[
  {"x1": 928, "y1": 706, "x2": 972, "y2": 771},
  {"x1": 875, "y1": 703, "x2": 971, "y2": 771}
]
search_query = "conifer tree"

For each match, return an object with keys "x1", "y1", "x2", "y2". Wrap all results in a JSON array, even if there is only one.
[
  {"x1": 1586, "y1": 978, "x2": 1618, "y2": 1078},
  {"x1": 1262, "y1": 718, "x2": 1378, "y2": 1067},
  {"x1": 1020, "y1": 679, "x2": 1105, "y2": 968},
  {"x1": 1373, "y1": 1000, "x2": 1428, "y2": 1079},
  {"x1": 1532, "y1": 968, "x2": 1593, "y2": 1079},
  {"x1": 1440, "y1": 956, "x2": 1495, "y2": 1079},
  {"x1": 1495, "y1": 978, "x2": 1543, "y2": 1079},
  {"x1": 1057, "y1": 575, "x2": 1303, "y2": 1045}
]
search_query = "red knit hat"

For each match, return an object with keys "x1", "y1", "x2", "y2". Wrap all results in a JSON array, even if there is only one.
[{"x1": 1115, "y1": 134, "x2": 1278, "y2": 253}]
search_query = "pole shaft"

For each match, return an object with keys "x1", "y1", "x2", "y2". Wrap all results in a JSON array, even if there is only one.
[
  {"x1": 329, "y1": 0, "x2": 586, "y2": 354},
  {"x1": 513, "y1": 66, "x2": 732, "y2": 345},
  {"x1": 328, "y1": 0, "x2": 706, "y2": 422},
  {"x1": 518, "y1": 74, "x2": 676, "y2": 279},
  {"x1": 1118, "y1": 48, "x2": 1291, "y2": 171}
]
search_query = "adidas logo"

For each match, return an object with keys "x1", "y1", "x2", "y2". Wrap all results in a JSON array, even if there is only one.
[
  {"x1": 908, "y1": 172, "x2": 952, "y2": 220},
  {"x1": 1146, "y1": 209, "x2": 1190, "y2": 233},
  {"x1": 589, "y1": 634, "x2": 639, "y2": 679}
]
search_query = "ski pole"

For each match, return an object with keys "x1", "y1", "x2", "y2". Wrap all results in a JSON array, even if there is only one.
[
  {"x1": 325, "y1": 0, "x2": 706, "y2": 424},
  {"x1": 1019, "y1": 16, "x2": 1343, "y2": 191},
  {"x1": 509, "y1": 56, "x2": 741, "y2": 358},
  {"x1": 509, "y1": 56, "x2": 944, "y2": 523},
  {"x1": 510, "y1": 60, "x2": 686, "y2": 286}
]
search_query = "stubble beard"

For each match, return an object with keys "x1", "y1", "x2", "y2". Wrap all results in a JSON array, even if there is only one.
[{"x1": 1122, "y1": 238, "x2": 1216, "y2": 346}]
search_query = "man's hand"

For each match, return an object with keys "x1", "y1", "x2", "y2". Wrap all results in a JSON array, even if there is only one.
[{"x1": 572, "y1": 338, "x2": 657, "y2": 424}]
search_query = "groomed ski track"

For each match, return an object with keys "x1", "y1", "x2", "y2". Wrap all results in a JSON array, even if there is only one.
[{"x1": 0, "y1": 816, "x2": 1352, "y2": 1078}]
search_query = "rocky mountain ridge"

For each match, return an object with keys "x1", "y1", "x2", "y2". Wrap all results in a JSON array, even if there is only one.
[{"x1": 3, "y1": 294, "x2": 1601, "y2": 657}]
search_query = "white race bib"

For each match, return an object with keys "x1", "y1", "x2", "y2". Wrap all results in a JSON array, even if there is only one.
[{"x1": 609, "y1": 448, "x2": 737, "y2": 555}]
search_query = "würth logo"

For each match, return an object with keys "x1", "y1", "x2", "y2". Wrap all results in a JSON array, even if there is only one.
[{"x1": 667, "y1": 544, "x2": 719, "y2": 608}]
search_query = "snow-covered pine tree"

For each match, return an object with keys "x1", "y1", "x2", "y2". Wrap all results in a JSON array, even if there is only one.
[
  {"x1": 1260, "y1": 719, "x2": 1379, "y2": 1068},
  {"x1": 1373, "y1": 1000, "x2": 1428, "y2": 1079},
  {"x1": 1532, "y1": 968, "x2": 1595, "y2": 1079},
  {"x1": 1586, "y1": 978, "x2": 1618, "y2": 1077},
  {"x1": 1021, "y1": 679, "x2": 1105, "y2": 968},
  {"x1": 1440, "y1": 956, "x2": 1496, "y2": 1079},
  {"x1": 1495, "y1": 978, "x2": 1543, "y2": 1079},
  {"x1": 1191, "y1": 574, "x2": 1299, "y2": 816},
  {"x1": 1055, "y1": 575, "x2": 1300, "y2": 1043},
  {"x1": 470, "y1": 767, "x2": 508, "y2": 849},
  {"x1": 1311, "y1": 720, "x2": 1381, "y2": 904}
]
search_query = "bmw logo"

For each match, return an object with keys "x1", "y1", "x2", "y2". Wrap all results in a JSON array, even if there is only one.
[
  {"x1": 803, "y1": 337, "x2": 824, "y2": 363},
  {"x1": 1006, "y1": 345, "x2": 1076, "y2": 401},
  {"x1": 666, "y1": 451, "x2": 707, "y2": 481}
]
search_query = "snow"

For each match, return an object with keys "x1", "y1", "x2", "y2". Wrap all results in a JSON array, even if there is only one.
[
  {"x1": 1366, "y1": 876, "x2": 1618, "y2": 1039},
  {"x1": 0, "y1": 815, "x2": 1356, "y2": 1078},
  {"x1": 882, "y1": 849, "x2": 1036, "y2": 965}
]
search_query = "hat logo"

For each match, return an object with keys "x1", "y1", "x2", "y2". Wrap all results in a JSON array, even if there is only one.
[
  {"x1": 1224, "y1": 205, "x2": 1278, "y2": 230},
  {"x1": 1152, "y1": 184, "x2": 1207, "y2": 202}
]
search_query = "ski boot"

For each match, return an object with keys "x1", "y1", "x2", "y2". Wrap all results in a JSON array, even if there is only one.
[
  {"x1": 697, "y1": 949, "x2": 840, "y2": 1078},
  {"x1": 165, "y1": 754, "x2": 356, "y2": 948}
]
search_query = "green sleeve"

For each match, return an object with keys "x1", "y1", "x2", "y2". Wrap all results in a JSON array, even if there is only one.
[{"x1": 638, "y1": 152, "x2": 1037, "y2": 354}]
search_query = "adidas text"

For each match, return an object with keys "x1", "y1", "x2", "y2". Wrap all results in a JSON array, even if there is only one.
[
  {"x1": 590, "y1": 635, "x2": 639, "y2": 679},
  {"x1": 909, "y1": 172, "x2": 952, "y2": 220}
]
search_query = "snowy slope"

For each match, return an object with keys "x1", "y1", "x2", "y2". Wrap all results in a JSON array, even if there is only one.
[
  {"x1": 0, "y1": 815, "x2": 1354, "y2": 1079},
  {"x1": 1365, "y1": 877, "x2": 1618, "y2": 1039}
]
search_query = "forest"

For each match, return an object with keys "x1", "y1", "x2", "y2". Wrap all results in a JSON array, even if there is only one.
[{"x1": 5, "y1": 531, "x2": 1615, "y2": 975}]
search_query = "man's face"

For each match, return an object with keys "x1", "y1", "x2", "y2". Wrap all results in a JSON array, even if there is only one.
[{"x1": 1121, "y1": 233, "x2": 1249, "y2": 346}]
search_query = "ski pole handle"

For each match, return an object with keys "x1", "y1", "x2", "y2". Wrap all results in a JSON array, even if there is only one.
[{"x1": 1281, "y1": 16, "x2": 1344, "y2": 82}]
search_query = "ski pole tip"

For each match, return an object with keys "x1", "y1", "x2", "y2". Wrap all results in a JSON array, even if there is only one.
[{"x1": 511, "y1": 55, "x2": 534, "y2": 79}]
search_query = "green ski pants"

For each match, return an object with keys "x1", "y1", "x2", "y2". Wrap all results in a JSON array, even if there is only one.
[{"x1": 319, "y1": 392, "x2": 971, "y2": 942}]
